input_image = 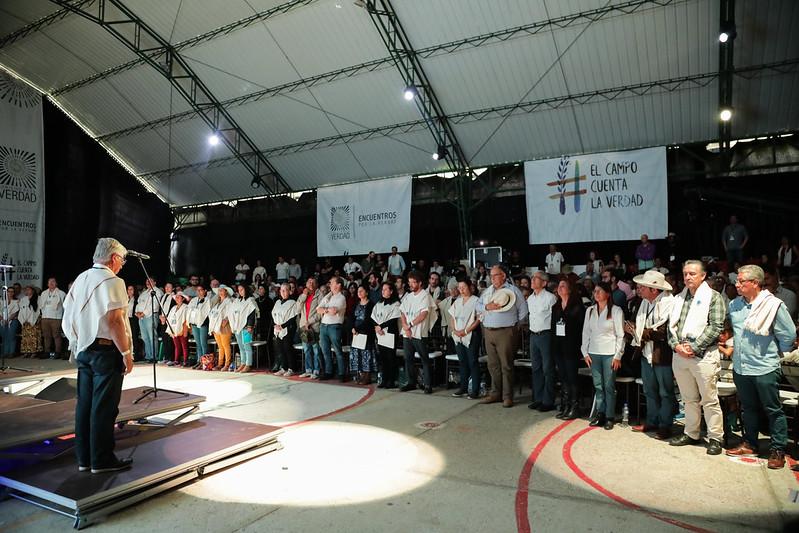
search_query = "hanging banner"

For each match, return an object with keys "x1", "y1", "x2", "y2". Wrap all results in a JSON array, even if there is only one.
[
  {"x1": 0, "y1": 70, "x2": 45, "y2": 287},
  {"x1": 317, "y1": 175, "x2": 412, "y2": 257},
  {"x1": 525, "y1": 147, "x2": 667, "y2": 245}
]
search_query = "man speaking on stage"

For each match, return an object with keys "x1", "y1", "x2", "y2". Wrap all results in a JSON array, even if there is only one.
[{"x1": 62, "y1": 237, "x2": 135, "y2": 474}]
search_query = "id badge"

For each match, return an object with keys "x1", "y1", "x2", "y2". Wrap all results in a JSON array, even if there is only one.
[{"x1": 556, "y1": 321, "x2": 566, "y2": 337}]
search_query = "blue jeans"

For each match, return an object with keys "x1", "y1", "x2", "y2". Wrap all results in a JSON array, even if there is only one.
[
  {"x1": 640, "y1": 358, "x2": 676, "y2": 429},
  {"x1": 75, "y1": 345, "x2": 124, "y2": 468},
  {"x1": 303, "y1": 341, "x2": 321, "y2": 374},
  {"x1": 319, "y1": 323, "x2": 344, "y2": 376},
  {"x1": 192, "y1": 325, "x2": 209, "y2": 357},
  {"x1": 590, "y1": 354, "x2": 617, "y2": 419},
  {"x1": 530, "y1": 332, "x2": 555, "y2": 405},
  {"x1": 235, "y1": 330, "x2": 253, "y2": 366},
  {"x1": 734, "y1": 369, "x2": 788, "y2": 451},
  {"x1": 139, "y1": 315, "x2": 156, "y2": 360},
  {"x1": 455, "y1": 330, "x2": 481, "y2": 396},
  {"x1": 0, "y1": 319, "x2": 20, "y2": 355}
]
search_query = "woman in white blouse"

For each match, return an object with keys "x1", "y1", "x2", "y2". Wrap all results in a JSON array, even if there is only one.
[
  {"x1": 271, "y1": 283, "x2": 298, "y2": 376},
  {"x1": 0, "y1": 286, "x2": 21, "y2": 357},
  {"x1": 317, "y1": 276, "x2": 347, "y2": 381},
  {"x1": 166, "y1": 293, "x2": 190, "y2": 366},
  {"x1": 208, "y1": 285, "x2": 234, "y2": 371},
  {"x1": 581, "y1": 281, "x2": 625, "y2": 430},
  {"x1": 372, "y1": 281, "x2": 401, "y2": 388},
  {"x1": 448, "y1": 280, "x2": 482, "y2": 399},
  {"x1": 18, "y1": 286, "x2": 42, "y2": 358}
]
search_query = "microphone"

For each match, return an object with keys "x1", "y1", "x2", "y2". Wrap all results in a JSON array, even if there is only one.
[{"x1": 126, "y1": 250, "x2": 151, "y2": 260}]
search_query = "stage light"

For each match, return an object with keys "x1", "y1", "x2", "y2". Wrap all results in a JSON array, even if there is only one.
[
  {"x1": 403, "y1": 85, "x2": 417, "y2": 101},
  {"x1": 208, "y1": 133, "x2": 220, "y2": 146},
  {"x1": 251, "y1": 178, "x2": 261, "y2": 189},
  {"x1": 432, "y1": 145, "x2": 448, "y2": 161},
  {"x1": 719, "y1": 32, "x2": 729, "y2": 43},
  {"x1": 719, "y1": 108, "x2": 733, "y2": 122}
]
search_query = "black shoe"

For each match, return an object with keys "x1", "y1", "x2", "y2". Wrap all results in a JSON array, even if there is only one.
[
  {"x1": 589, "y1": 414, "x2": 606, "y2": 427},
  {"x1": 669, "y1": 434, "x2": 701, "y2": 447},
  {"x1": 424, "y1": 387, "x2": 433, "y2": 394},
  {"x1": 603, "y1": 419, "x2": 614, "y2": 430},
  {"x1": 91, "y1": 458, "x2": 132, "y2": 474},
  {"x1": 320, "y1": 374, "x2": 332, "y2": 381},
  {"x1": 377, "y1": 383, "x2": 387, "y2": 389},
  {"x1": 537, "y1": 404, "x2": 555, "y2": 412},
  {"x1": 564, "y1": 402, "x2": 580, "y2": 420},
  {"x1": 399, "y1": 384, "x2": 416, "y2": 392},
  {"x1": 527, "y1": 401, "x2": 541, "y2": 410},
  {"x1": 451, "y1": 390, "x2": 467, "y2": 397},
  {"x1": 384, "y1": 382, "x2": 397, "y2": 389},
  {"x1": 706, "y1": 439, "x2": 723, "y2": 455}
]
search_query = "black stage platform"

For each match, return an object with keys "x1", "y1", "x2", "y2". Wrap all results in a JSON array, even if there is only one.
[
  {"x1": 0, "y1": 370, "x2": 50, "y2": 393},
  {"x1": 0, "y1": 416, "x2": 283, "y2": 529}
]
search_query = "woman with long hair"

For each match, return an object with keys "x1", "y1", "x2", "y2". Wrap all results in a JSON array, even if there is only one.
[
  {"x1": 231, "y1": 284, "x2": 258, "y2": 373},
  {"x1": 581, "y1": 281, "x2": 625, "y2": 429},
  {"x1": 551, "y1": 279, "x2": 585, "y2": 419},
  {"x1": 350, "y1": 285, "x2": 376, "y2": 384},
  {"x1": 271, "y1": 283, "x2": 298, "y2": 376},
  {"x1": 0, "y1": 286, "x2": 20, "y2": 358},
  {"x1": 208, "y1": 285, "x2": 234, "y2": 371},
  {"x1": 448, "y1": 279, "x2": 481, "y2": 399},
  {"x1": 18, "y1": 286, "x2": 42, "y2": 358},
  {"x1": 166, "y1": 292, "x2": 190, "y2": 367},
  {"x1": 372, "y1": 281, "x2": 401, "y2": 388}
]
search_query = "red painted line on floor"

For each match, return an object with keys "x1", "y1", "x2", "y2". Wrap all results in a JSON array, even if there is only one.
[
  {"x1": 562, "y1": 426, "x2": 712, "y2": 533},
  {"x1": 785, "y1": 456, "x2": 799, "y2": 483},
  {"x1": 280, "y1": 385, "x2": 375, "y2": 429},
  {"x1": 515, "y1": 419, "x2": 575, "y2": 533}
]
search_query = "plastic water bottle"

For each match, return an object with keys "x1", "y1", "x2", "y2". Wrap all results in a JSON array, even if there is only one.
[
  {"x1": 229, "y1": 362, "x2": 235, "y2": 372},
  {"x1": 467, "y1": 377, "x2": 473, "y2": 394},
  {"x1": 621, "y1": 403, "x2": 629, "y2": 427},
  {"x1": 479, "y1": 379, "x2": 487, "y2": 397},
  {"x1": 377, "y1": 371, "x2": 383, "y2": 386}
]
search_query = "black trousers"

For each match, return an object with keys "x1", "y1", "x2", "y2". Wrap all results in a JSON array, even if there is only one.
[
  {"x1": 129, "y1": 317, "x2": 143, "y2": 360},
  {"x1": 75, "y1": 346, "x2": 124, "y2": 468},
  {"x1": 377, "y1": 344, "x2": 397, "y2": 386},
  {"x1": 403, "y1": 337, "x2": 430, "y2": 388}
]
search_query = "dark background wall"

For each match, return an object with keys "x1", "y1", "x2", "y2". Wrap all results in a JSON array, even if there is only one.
[{"x1": 42, "y1": 100, "x2": 173, "y2": 287}]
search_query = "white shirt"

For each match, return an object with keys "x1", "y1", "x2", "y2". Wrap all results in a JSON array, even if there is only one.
[
  {"x1": 448, "y1": 294, "x2": 478, "y2": 346},
  {"x1": 127, "y1": 296, "x2": 136, "y2": 318},
  {"x1": 228, "y1": 297, "x2": 257, "y2": 333},
  {"x1": 526, "y1": 289, "x2": 557, "y2": 333},
  {"x1": 580, "y1": 304, "x2": 626, "y2": 360},
  {"x1": 235, "y1": 263, "x2": 250, "y2": 282},
  {"x1": 428, "y1": 286, "x2": 442, "y2": 302},
  {"x1": 135, "y1": 287, "x2": 164, "y2": 317},
  {"x1": 208, "y1": 298, "x2": 233, "y2": 334},
  {"x1": 400, "y1": 289, "x2": 433, "y2": 339},
  {"x1": 343, "y1": 261, "x2": 362, "y2": 275},
  {"x1": 318, "y1": 292, "x2": 346, "y2": 325},
  {"x1": 430, "y1": 265, "x2": 444, "y2": 275},
  {"x1": 276, "y1": 262, "x2": 290, "y2": 280},
  {"x1": 187, "y1": 296, "x2": 212, "y2": 326},
  {"x1": 545, "y1": 252, "x2": 564, "y2": 275},
  {"x1": 39, "y1": 288, "x2": 67, "y2": 319},
  {"x1": 288, "y1": 263, "x2": 302, "y2": 279},
  {"x1": 166, "y1": 304, "x2": 189, "y2": 337},
  {"x1": 388, "y1": 254, "x2": 405, "y2": 276},
  {"x1": 18, "y1": 300, "x2": 40, "y2": 326},
  {"x1": 1, "y1": 299, "x2": 19, "y2": 324},
  {"x1": 252, "y1": 265, "x2": 267, "y2": 282}
]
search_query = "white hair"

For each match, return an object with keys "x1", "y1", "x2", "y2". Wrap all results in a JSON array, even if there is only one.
[
  {"x1": 93, "y1": 237, "x2": 127, "y2": 264},
  {"x1": 738, "y1": 264, "x2": 765, "y2": 286}
]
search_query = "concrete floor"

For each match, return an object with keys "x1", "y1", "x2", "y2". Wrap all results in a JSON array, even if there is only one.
[{"x1": 2, "y1": 358, "x2": 799, "y2": 532}]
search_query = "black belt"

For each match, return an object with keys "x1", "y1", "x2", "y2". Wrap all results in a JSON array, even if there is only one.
[
  {"x1": 530, "y1": 330, "x2": 550, "y2": 336},
  {"x1": 88, "y1": 338, "x2": 116, "y2": 350},
  {"x1": 483, "y1": 325, "x2": 512, "y2": 331}
]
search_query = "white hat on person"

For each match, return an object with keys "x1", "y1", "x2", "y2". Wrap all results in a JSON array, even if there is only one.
[
  {"x1": 489, "y1": 287, "x2": 516, "y2": 313},
  {"x1": 633, "y1": 270, "x2": 672, "y2": 292}
]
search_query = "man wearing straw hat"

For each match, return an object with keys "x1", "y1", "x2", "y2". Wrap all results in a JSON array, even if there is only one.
[
  {"x1": 477, "y1": 265, "x2": 528, "y2": 407},
  {"x1": 624, "y1": 270, "x2": 675, "y2": 441}
]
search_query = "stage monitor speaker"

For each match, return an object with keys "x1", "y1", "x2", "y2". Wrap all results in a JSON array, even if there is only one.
[
  {"x1": 468, "y1": 246, "x2": 503, "y2": 269},
  {"x1": 35, "y1": 377, "x2": 78, "y2": 402}
]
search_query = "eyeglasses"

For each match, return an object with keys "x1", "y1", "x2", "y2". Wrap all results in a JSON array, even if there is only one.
[
  {"x1": 115, "y1": 254, "x2": 126, "y2": 266},
  {"x1": 735, "y1": 278, "x2": 753, "y2": 285}
]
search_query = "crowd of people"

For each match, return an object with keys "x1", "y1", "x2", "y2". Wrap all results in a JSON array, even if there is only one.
[{"x1": 3, "y1": 218, "x2": 799, "y2": 470}]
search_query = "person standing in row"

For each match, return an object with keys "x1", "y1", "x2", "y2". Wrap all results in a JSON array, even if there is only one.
[
  {"x1": 350, "y1": 286, "x2": 376, "y2": 385},
  {"x1": 318, "y1": 277, "x2": 347, "y2": 381},
  {"x1": 231, "y1": 284, "x2": 258, "y2": 373},
  {"x1": 581, "y1": 282, "x2": 625, "y2": 430},
  {"x1": 271, "y1": 283, "x2": 298, "y2": 376},
  {"x1": 373, "y1": 281, "x2": 401, "y2": 389},
  {"x1": 275, "y1": 256, "x2": 290, "y2": 284},
  {"x1": 158, "y1": 282, "x2": 175, "y2": 362},
  {"x1": 39, "y1": 277, "x2": 66, "y2": 359},
  {"x1": 297, "y1": 278, "x2": 322, "y2": 379},
  {"x1": 187, "y1": 286, "x2": 211, "y2": 369},
  {"x1": 667, "y1": 260, "x2": 725, "y2": 455},
  {"x1": 166, "y1": 293, "x2": 190, "y2": 367},
  {"x1": 388, "y1": 246, "x2": 406, "y2": 277},
  {"x1": 18, "y1": 286, "x2": 42, "y2": 358},
  {"x1": 400, "y1": 271, "x2": 436, "y2": 394},
  {"x1": 545, "y1": 245, "x2": 564, "y2": 276},
  {"x1": 449, "y1": 279, "x2": 482, "y2": 399},
  {"x1": 550, "y1": 279, "x2": 584, "y2": 420},
  {"x1": 62, "y1": 238, "x2": 134, "y2": 474},
  {"x1": 208, "y1": 285, "x2": 234, "y2": 371},
  {"x1": 0, "y1": 287, "x2": 20, "y2": 358},
  {"x1": 135, "y1": 278, "x2": 162, "y2": 362},
  {"x1": 126, "y1": 285, "x2": 142, "y2": 361},
  {"x1": 477, "y1": 265, "x2": 528, "y2": 408},
  {"x1": 527, "y1": 271, "x2": 557, "y2": 411}
]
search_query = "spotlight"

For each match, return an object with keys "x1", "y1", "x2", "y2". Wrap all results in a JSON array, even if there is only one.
[
  {"x1": 718, "y1": 24, "x2": 736, "y2": 43},
  {"x1": 719, "y1": 108, "x2": 733, "y2": 122},
  {"x1": 208, "y1": 133, "x2": 220, "y2": 146},
  {"x1": 718, "y1": 32, "x2": 729, "y2": 43},
  {"x1": 403, "y1": 85, "x2": 417, "y2": 101},
  {"x1": 432, "y1": 145, "x2": 448, "y2": 161},
  {"x1": 251, "y1": 178, "x2": 261, "y2": 189}
]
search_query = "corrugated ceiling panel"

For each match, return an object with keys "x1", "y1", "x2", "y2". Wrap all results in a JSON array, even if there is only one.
[
  {"x1": 0, "y1": 0, "x2": 59, "y2": 36},
  {"x1": 420, "y1": 34, "x2": 566, "y2": 114},
  {"x1": 57, "y1": 65, "x2": 193, "y2": 136},
  {"x1": 227, "y1": 90, "x2": 340, "y2": 149},
  {"x1": 347, "y1": 130, "x2": 442, "y2": 178},
  {"x1": 270, "y1": 145, "x2": 368, "y2": 190},
  {"x1": 555, "y1": 0, "x2": 716, "y2": 96},
  {"x1": 182, "y1": 24, "x2": 302, "y2": 102},
  {"x1": 0, "y1": 17, "x2": 135, "y2": 92},
  {"x1": 736, "y1": 0, "x2": 799, "y2": 67},
  {"x1": 263, "y1": 0, "x2": 387, "y2": 78},
  {"x1": 734, "y1": 72, "x2": 799, "y2": 137}
]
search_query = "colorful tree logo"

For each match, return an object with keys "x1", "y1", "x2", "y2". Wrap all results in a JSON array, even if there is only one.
[{"x1": 546, "y1": 156, "x2": 586, "y2": 215}]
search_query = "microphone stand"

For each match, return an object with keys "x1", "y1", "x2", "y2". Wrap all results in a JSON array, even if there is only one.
[
  {"x1": 132, "y1": 256, "x2": 187, "y2": 404},
  {"x1": 0, "y1": 264, "x2": 30, "y2": 373}
]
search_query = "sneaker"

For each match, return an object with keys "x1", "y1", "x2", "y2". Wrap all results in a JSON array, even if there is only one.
[
  {"x1": 78, "y1": 465, "x2": 90, "y2": 472},
  {"x1": 284, "y1": 369, "x2": 294, "y2": 377},
  {"x1": 91, "y1": 458, "x2": 133, "y2": 474},
  {"x1": 275, "y1": 369, "x2": 286, "y2": 376},
  {"x1": 49, "y1": 352, "x2": 56, "y2": 359},
  {"x1": 298, "y1": 372, "x2": 311, "y2": 378},
  {"x1": 310, "y1": 374, "x2": 320, "y2": 380},
  {"x1": 767, "y1": 449, "x2": 786, "y2": 469},
  {"x1": 451, "y1": 390, "x2": 467, "y2": 397}
]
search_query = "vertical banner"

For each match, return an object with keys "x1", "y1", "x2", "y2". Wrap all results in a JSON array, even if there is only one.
[
  {"x1": 0, "y1": 71, "x2": 44, "y2": 287},
  {"x1": 524, "y1": 147, "x2": 667, "y2": 244},
  {"x1": 317, "y1": 175, "x2": 412, "y2": 257}
]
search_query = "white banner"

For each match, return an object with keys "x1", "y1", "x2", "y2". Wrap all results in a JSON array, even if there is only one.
[
  {"x1": 0, "y1": 71, "x2": 45, "y2": 287},
  {"x1": 525, "y1": 147, "x2": 667, "y2": 245},
  {"x1": 317, "y1": 175, "x2": 412, "y2": 257}
]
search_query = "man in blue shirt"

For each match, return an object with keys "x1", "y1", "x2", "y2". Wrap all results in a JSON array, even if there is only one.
[{"x1": 725, "y1": 265, "x2": 796, "y2": 469}]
